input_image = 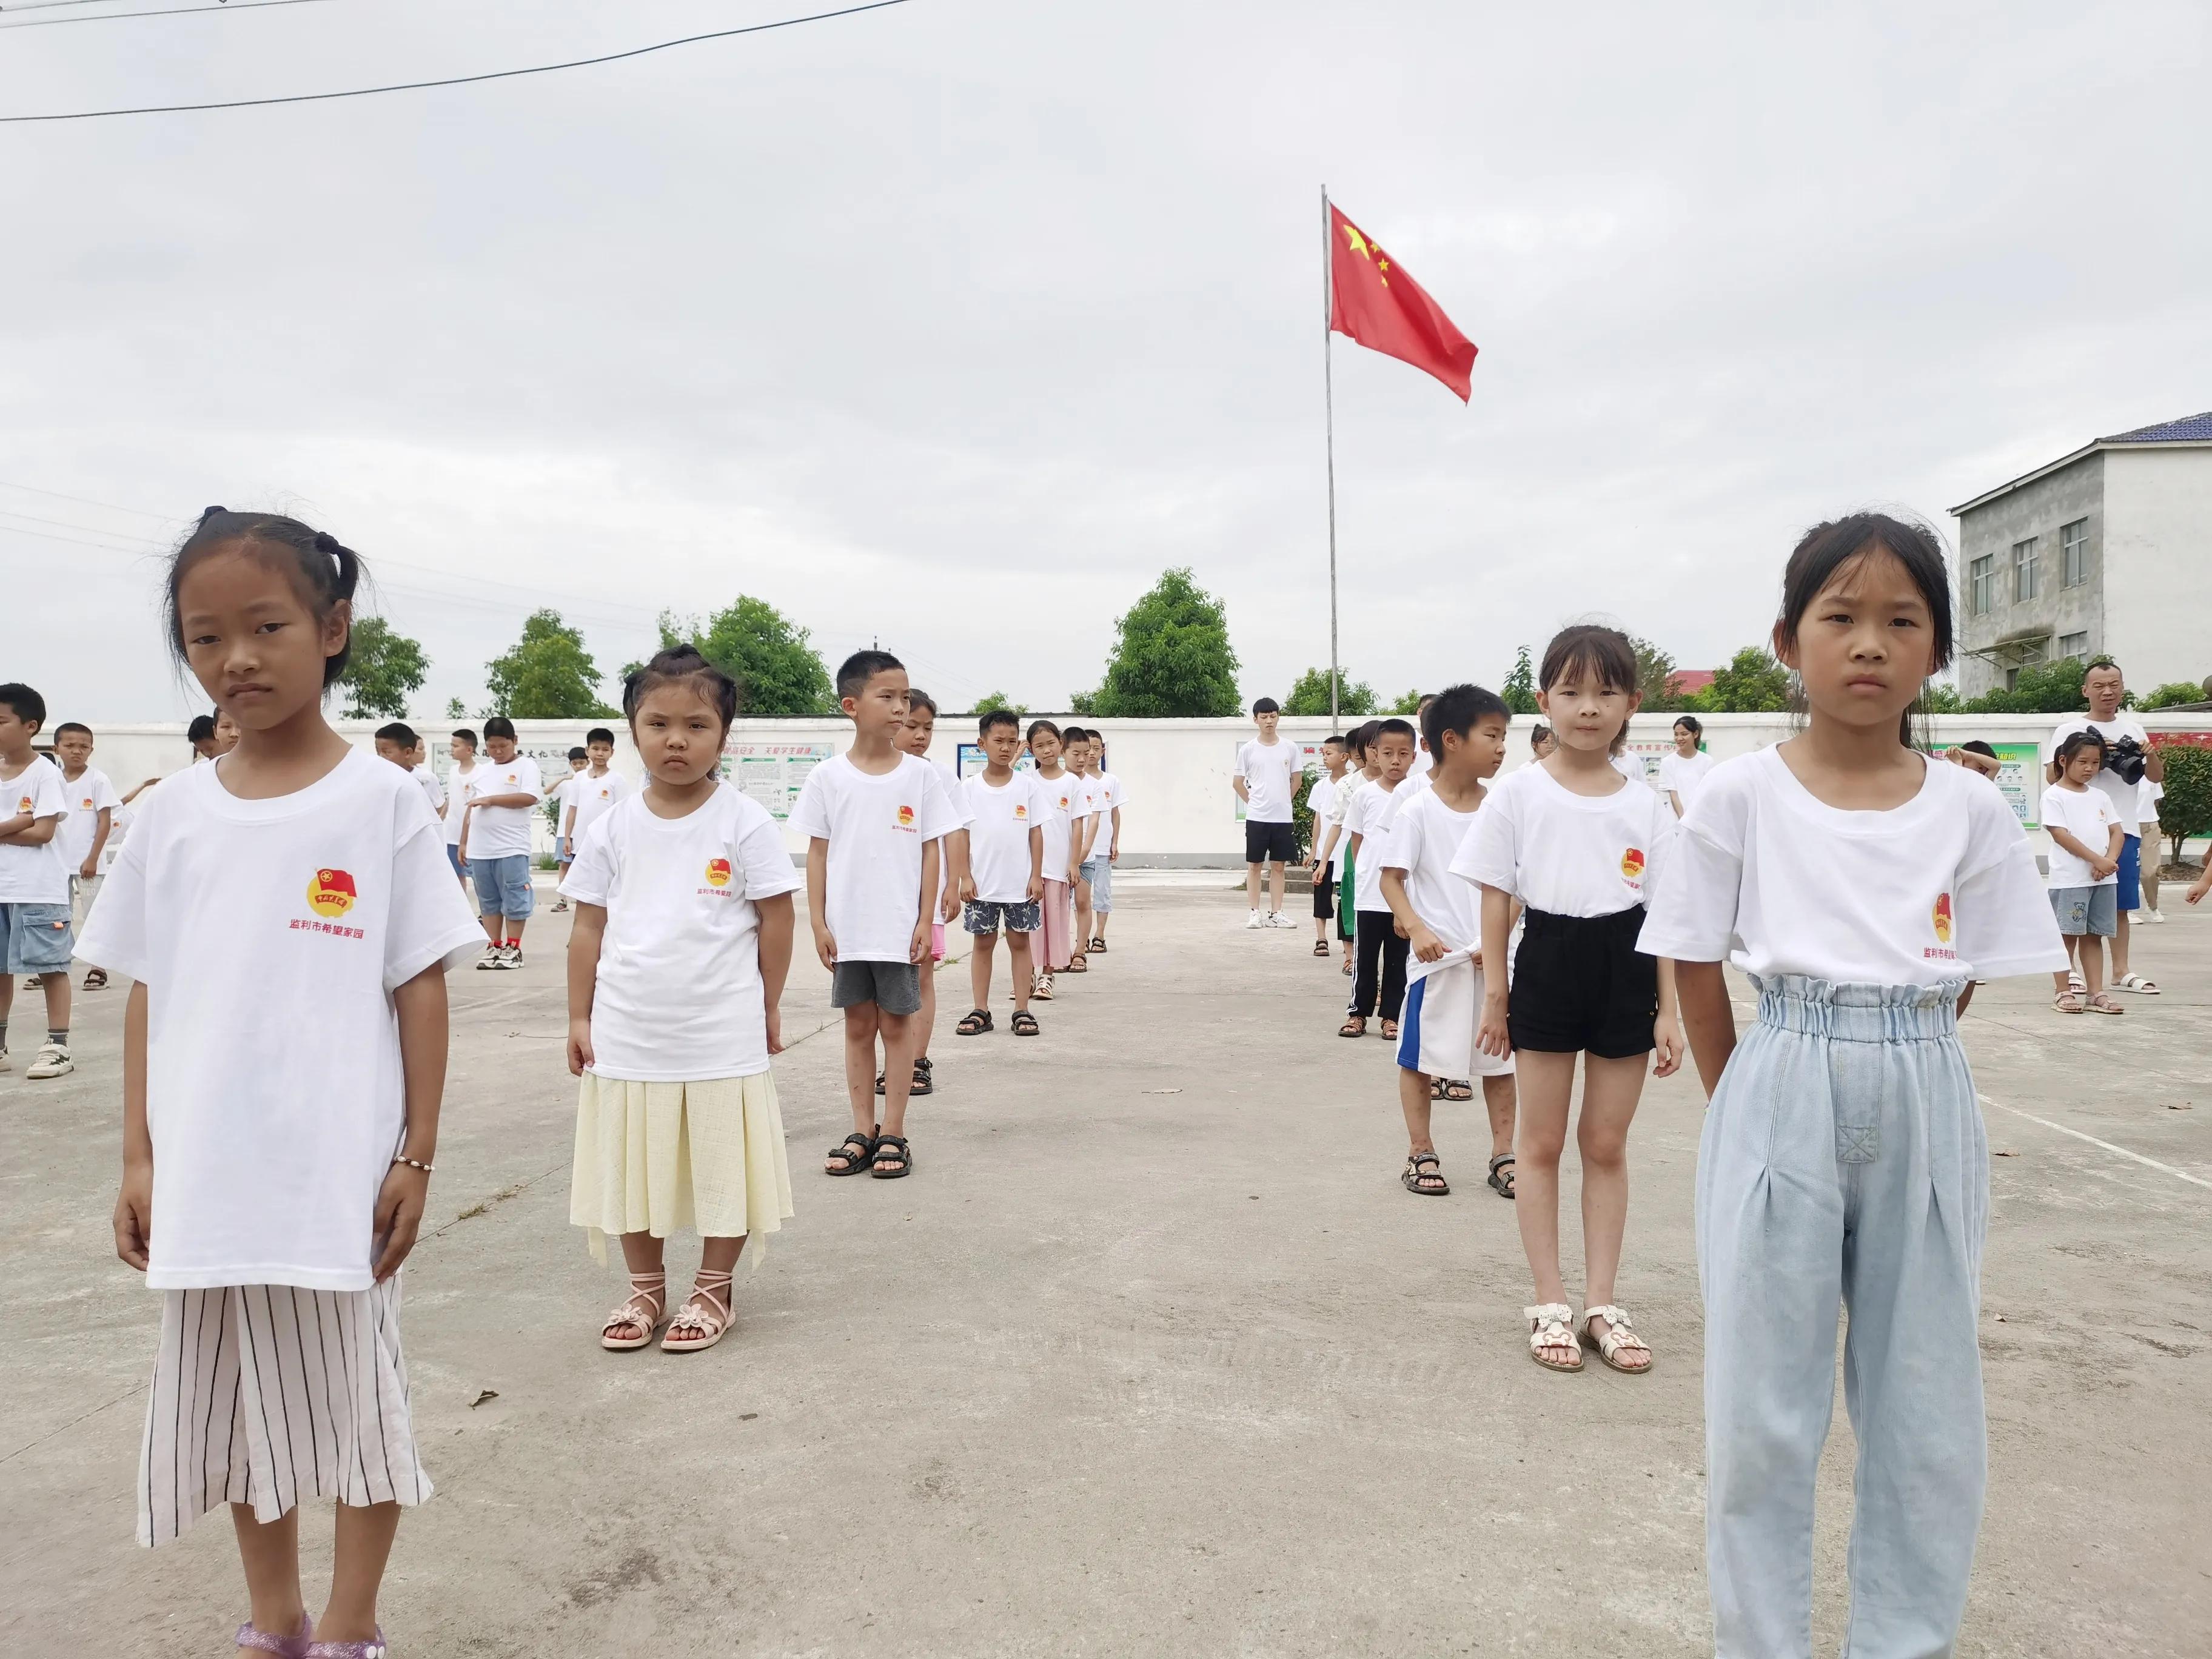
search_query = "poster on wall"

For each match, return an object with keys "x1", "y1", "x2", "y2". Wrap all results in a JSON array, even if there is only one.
[
  {"x1": 957, "y1": 746, "x2": 1040, "y2": 779},
  {"x1": 1231, "y1": 741, "x2": 1324, "y2": 820},
  {"x1": 722, "y1": 740, "x2": 833, "y2": 820},
  {"x1": 1984, "y1": 742, "x2": 2045, "y2": 828}
]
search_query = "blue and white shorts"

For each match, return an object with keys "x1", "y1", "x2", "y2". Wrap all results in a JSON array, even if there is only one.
[{"x1": 964, "y1": 898, "x2": 1041, "y2": 937}]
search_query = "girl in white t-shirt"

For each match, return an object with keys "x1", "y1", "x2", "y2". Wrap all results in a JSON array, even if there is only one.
[
  {"x1": 84, "y1": 508, "x2": 482, "y2": 1657},
  {"x1": 1456, "y1": 625, "x2": 1681, "y2": 1378},
  {"x1": 563, "y1": 647, "x2": 802, "y2": 1355},
  {"x1": 1657, "y1": 715, "x2": 1716, "y2": 817},
  {"x1": 2041, "y1": 729, "x2": 2125, "y2": 1013},
  {"x1": 1638, "y1": 513, "x2": 2065, "y2": 1657}
]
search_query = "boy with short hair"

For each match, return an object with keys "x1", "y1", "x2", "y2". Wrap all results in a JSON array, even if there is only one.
[
  {"x1": 957, "y1": 711, "x2": 1048, "y2": 1036},
  {"x1": 374, "y1": 720, "x2": 444, "y2": 819},
  {"x1": 444, "y1": 727, "x2": 480, "y2": 889},
  {"x1": 1062, "y1": 728, "x2": 1099, "y2": 973},
  {"x1": 1235, "y1": 697, "x2": 1301, "y2": 929},
  {"x1": 1304, "y1": 734, "x2": 1350, "y2": 959},
  {"x1": 1381, "y1": 685, "x2": 1518, "y2": 1198},
  {"x1": 0, "y1": 684, "x2": 74, "y2": 1076},
  {"x1": 885, "y1": 690, "x2": 970, "y2": 1101},
  {"x1": 558, "y1": 728, "x2": 632, "y2": 912},
  {"x1": 457, "y1": 716, "x2": 543, "y2": 968},
  {"x1": 1082, "y1": 727, "x2": 1125, "y2": 953},
  {"x1": 50, "y1": 721, "x2": 121, "y2": 990},
  {"x1": 1341, "y1": 717, "x2": 1416, "y2": 1039},
  {"x1": 546, "y1": 745, "x2": 588, "y2": 909},
  {"x1": 792, "y1": 651, "x2": 958, "y2": 1181},
  {"x1": 1026, "y1": 720, "x2": 1081, "y2": 997}
]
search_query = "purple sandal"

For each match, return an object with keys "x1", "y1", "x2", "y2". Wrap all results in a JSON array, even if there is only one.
[
  {"x1": 305, "y1": 1632, "x2": 386, "y2": 1658},
  {"x1": 236, "y1": 1614, "x2": 312, "y2": 1657}
]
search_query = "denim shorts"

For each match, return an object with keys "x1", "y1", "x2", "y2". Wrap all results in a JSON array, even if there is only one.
[
  {"x1": 1081, "y1": 857, "x2": 1114, "y2": 914},
  {"x1": 470, "y1": 853, "x2": 535, "y2": 919},
  {"x1": 964, "y1": 898, "x2": 1041, "y2": 936},
  {"x1": 2049, "y1": 883, "x2": 2118, "y2": 938},
  {"x1": 0, "y1": 901, "x2": 75, "y2": 974}
]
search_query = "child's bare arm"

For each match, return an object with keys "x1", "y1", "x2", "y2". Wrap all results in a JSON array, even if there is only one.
[
  {"x1": 1476, "y1": 886, "x2": 1515, "y2": 1057},
  {"x1": 374, "y1": 964, "x2": 450, "y2": 1281},
  {"x1": 805, "y1": 838, "x2": 834, "y2": 968},
  {"x1": 1025, "y1": 825, "x2": 1044, "y2": 902},
  {"x1": 113, "y1": 982, "x2": 153, "y2": 1270},
  {"x1": 1380, "y1": 868, "x2": 1443, "y2": 961},
  {"x1": 756, "y1": 891, "x2": 795, "y2": 1055},
  {"x1": 1674, "y1": 960, "x2": 1735, "y2": 1096},
  {"x1": 1652, "y1": 959, "x2": 1684, "y2": 1078},
  {"x1": 566, "y1": 902, "x2": 607, "y2": 1076},
  {"x1": 913, "y1": 840, "x2": 940, "y2": 963},
  {"x1": 84, "y1": 806, "x2": 113, "y2": 874}
]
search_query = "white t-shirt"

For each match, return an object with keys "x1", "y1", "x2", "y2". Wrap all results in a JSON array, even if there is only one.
[
  {"x1": 1411, "y1": 747, "x2": 1434, "y2": 778},
  {"x1": 930, "y1": 760, "x2": 971, "y2": 919},
  {"x1": 566, "y1": 767, "x2": 632, "y2": 846},
  {"x1": 1089, "y1": 770, "x2": 1127, "y2": 859},
  {"x1": 1306, "y1": 774, "x2": 1341, "y2": 859},
  {"x1": 1452, "y1": 760, "x2": 1672, "y2": 919},
  {"x1": 1345, "y1": 777, "x2": 1410, "y2": 912},
  {"x1": 560, "y1": 785, "x2": 802, "y2": 1082},
  {"x1": 788, "y1": 752, "x2": 959, "y2": 962},
  {"x1": 75, "y1": 749, "x2": 483, "y2": 1291},
  {"x1": 56, "y1": 765, "x2": 123, "y2": 874},
  {"x1": 1236, "y1": 737, "x2": 1301, "y2": 823},
  {"x1": 411, "y1": 763, "x2": 444, "y2": 815},
  {"x1": 2041, "y1": 783, "x2": 2122, "y2": 889},
  {"x1": 1657, "y1": 749, "x2": 1715, "y2": 809},
  {"x1": 1381, "y1": 785, "x2": 1486, "y2": 985},
  {"x1": 466, "y1": 753, "x2": 543, "y2": 859},
  {"x1": 1612, "y1": 749, "x2": 1649, "y2": 785},
  {"x1": 962, "y1": 770, "x2": 1049, "y2": 903},
  {"x1": 443, "y1": 761, "x2": 479, "y2": 843},
  {"x1": 0, "y1": 754, "x2": 70, "y2": 903},
  {"x1": 2042, "y1": 716, "x2": 2154, "y2": 834},
  {"x1": 1637, "y1": 747, "x2": 2066, "y2": 987},
  {"x1": 1033, "y1": 768, "x2": 1078, "y2": 879},
  {"x1": 1067, "y1": 771, "x2": 1100, "y2": 860}
]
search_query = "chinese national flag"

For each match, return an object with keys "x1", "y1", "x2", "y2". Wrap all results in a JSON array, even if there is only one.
[{"x1": 1327, "y1": 203, "x2": 1477, "y2": 401}]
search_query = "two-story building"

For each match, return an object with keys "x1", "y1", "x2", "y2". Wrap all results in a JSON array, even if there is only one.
[{"x1": 1949, "y1": 411, "x2": 2212, "y2": 699}]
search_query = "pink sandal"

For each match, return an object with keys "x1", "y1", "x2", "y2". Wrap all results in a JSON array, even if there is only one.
[
  {"x1": 304, "y1": 1632, "x2": 386, "y2": 1658},
  {"x1": 662, "y1": 1270, "x2": 734, "y2": 1353},
  {"x1": 600, "y1": 1271, "x2": 666, "y2": 1352},
  {"x1": 236, "y1": 1613, "x2": 313, "y2": 1657}
]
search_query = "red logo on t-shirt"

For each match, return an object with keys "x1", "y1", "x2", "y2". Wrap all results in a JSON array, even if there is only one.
[
  {"x1": 306, "y1": 867, "x2": 357, "y2": 917},
  {"x1": 704, "y1": 857, "x2": 732, "y2": 888},
  {"x1": 1932, "y1": 892, "x2": 1953, "y2": 944},
  {"x1": 1620, "y1": 848, "x2": 1646, "y2": 883},
  {"x1": 81, "y1": 796, "x2": 94, "y2": 809},
  {"x1": 14, "y1": 796, "x2": 28, "y2": 814},
  {"x1": 1013, "y1": 805, "x2": 1028, "y2": 820},
  {"x1": 896, "y1": 805, "x2": 916, "y2": 830}
]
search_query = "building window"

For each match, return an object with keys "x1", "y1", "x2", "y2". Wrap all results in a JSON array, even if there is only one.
[
  {"x1": 2062, "y1": 518, "x2": 2089, "y2": 586},
  {"x1": 2013, "y1": 537, "x2": 2038, "y2": 602},
  {"x1": 1969, "y1": 554, "x2": 1994, "y2": 615},
  {"x1": 2059, "y1": 631, "x2": 2089, "y2": 660}
]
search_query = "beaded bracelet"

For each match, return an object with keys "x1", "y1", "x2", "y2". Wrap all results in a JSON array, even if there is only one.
[{"x1": 392, "y1": 1156, "x2": 435, "y2": 1175}]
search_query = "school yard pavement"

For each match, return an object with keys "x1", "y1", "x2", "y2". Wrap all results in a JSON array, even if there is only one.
[{"x1": 5, "y1": 883, "x2": 2210, "y2": 1657}]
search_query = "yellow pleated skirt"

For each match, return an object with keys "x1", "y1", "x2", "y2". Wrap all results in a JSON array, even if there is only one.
[{"x1": 569, "y1": 1071, "x2": 794, "y2": 1265}]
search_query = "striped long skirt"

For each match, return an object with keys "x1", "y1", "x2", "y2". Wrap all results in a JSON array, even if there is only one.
[{"x1": 138, "y1": 1278, "x2": 427, "y2": 1547}]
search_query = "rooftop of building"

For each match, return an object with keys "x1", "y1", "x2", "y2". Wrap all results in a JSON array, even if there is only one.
[{"x1": 1952, "y1": 407, "x2": 2212, "y2": 516}]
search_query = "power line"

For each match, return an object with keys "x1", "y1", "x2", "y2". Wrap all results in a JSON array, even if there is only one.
[
  {"x1": 0, "y1": 478, "x2": 175, "y2": 519},
  {"x1": 0, "y1": 0, "x2": 915, "y2": 122},
  {"x1": 0, "y1": 1, "x2": 332, "y2": 31}
]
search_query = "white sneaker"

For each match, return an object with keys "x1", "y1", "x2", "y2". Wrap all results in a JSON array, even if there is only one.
[
  {"x1": 0, "y1": 1046, "x2": 10, "y2": 1073},
  {"x1": 1267, "y1": 911, "x2": 1295, "y2": 928},
  {"x1": 498, "y1": 945, "x2": 524, "y2": 970},
  {"x1": 475, "y1": 943, "x2": 503, "y2": 970},
  {"x1": 1244, "y1": 910, "x2": 1265, "y2": 930},
  {"x1": 25, "y1": 1042, "x2": 73, "y2": 1079},
  {"x1": 2144, "y1": 908, "x2": 2166, "y2": 923}
]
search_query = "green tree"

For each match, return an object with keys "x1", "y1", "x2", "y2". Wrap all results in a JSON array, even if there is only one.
[
  {"x1": 1081, "y1": 568, "x2": 1241, "y2": 718},
  {"x1": 658, "y1": 597, "x2": 834, "y2": 715},
  {"x1": 971, "y1": 690, "x2": 1028, "y2": 716},
  {"x1": 485, "y1": 609, "x2": 617, "y2": 719},
  {"x1": 2138, "y1": 680, "x2": 2208, "y2": 711},
  {"x1": 1388, "y1": 688, "x2": 1425, "y2": 715},
  {"x1": 444, "y1": 695, "x2": 467, "y2": 720},
  {"x1": 1962, "y1": 657, "x2": 2086, "y2": 714},
  {"x1": 337, "y1": 615, "x2": 428, "y2": 720},
  {"x1": 1692, "y1": 646, "x2": 1793, "y2": 713},
  {"x1": 1629, "y1": 635, "x2": 1681, "y2": 712},
  {"x1": 1920, "y1": 682, "x2": 1965, "y2": 713},
  {"x1": 1500, "y1": 645, "x2": 1538, "y2": 714},
  {"x1": 1068, "y1": 687, "x2": 1099, "y2": 716},
  {"x1": 1284, "y1": 666, "x2": 1376, "y2": 717},
  {"x1": 2154, "y1": 743, "x2": 2212, "y2": 866}
]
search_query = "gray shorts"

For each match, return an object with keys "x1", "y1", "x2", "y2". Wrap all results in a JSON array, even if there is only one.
[
  {"x1": 831, "y1": 958, "x2": 922, "y2": 1016},
  {"x1": 2049, "y1": 885, "x2": 2118, "y2": 938}
]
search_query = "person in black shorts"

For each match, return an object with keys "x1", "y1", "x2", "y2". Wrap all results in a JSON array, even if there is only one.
[{"x1": 1233, "y1": 697, "x2": 1304, "y2": 928}]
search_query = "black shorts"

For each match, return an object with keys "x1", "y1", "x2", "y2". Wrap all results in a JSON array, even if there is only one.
[
  {"x1": 1508, "y1": 905, "x2": 1657, "y2": 1059},
  {"x1": 1245, "y1": 820, "x2": 1296, "y2": 864},
  {"x1": 1312, "y1": 860, "x2": 1336, "y2": 918}
]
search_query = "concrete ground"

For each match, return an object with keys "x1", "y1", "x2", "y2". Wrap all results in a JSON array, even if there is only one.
[{"x1": 4, "y1": 879, "x2": 2210, "y2": 1657}]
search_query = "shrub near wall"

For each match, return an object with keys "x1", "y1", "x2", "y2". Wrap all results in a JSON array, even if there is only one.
[{"x1": 2153, "y1": 741, "x2": 2212, "y2": 866}]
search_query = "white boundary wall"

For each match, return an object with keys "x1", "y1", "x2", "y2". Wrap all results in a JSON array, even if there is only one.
[{"x1": 66, "y1": 712, "x2": 2212, "y2": 865}]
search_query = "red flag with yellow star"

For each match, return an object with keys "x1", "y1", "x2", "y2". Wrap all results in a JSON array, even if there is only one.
[{"x1": 1327, "y1": 203, "x2": 1476, "y2": 401}]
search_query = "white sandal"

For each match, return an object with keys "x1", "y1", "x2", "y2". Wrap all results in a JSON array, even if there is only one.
[
  {"x1": 600, "y1": 1272, "x2": 667, "y2": 1352},
  {"x1": 2111, "y1": 972, "x2": 2160, "y2": 995},
  {"x1": 662, "y1": 1270, "x2": 734, "y2": 1353},
  {"x1": 1580, "y1": 1304, "x2": 1653, "y2": 1373},
  {"x1": 1525, "y1": 1302, "x2": 1584, "y2": 1373}
]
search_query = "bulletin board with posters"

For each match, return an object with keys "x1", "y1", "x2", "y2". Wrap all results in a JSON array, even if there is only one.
[
  {"x1": 1231, "y1": 741, "x2": 1324, "y2": 820},
  {"x1": 1982, "y1": 742, "x2": 2046, "y2": 828},
  {"x1": 721, "y1": 740, "x2": 833, "y2": 821},
  {"x1": 956, "y1": 746, "x2": 1039, "y2": 779}
]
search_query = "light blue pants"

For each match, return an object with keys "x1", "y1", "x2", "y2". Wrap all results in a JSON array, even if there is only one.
[{"x1": 1698, "y1": 975, "x2": 1987, "y2": 1659}]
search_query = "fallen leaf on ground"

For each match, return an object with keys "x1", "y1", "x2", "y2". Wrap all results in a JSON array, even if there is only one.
[
  {"x1": 467, "y1": 1389, "x2": 498, "y2": 1408},
  {"x1": 1143, "y1": 1087, "x2": 1183, "y2": 1095},
  {"x1": 1994, "y1": 1150, "x2": 2018, "y2": 1157}
]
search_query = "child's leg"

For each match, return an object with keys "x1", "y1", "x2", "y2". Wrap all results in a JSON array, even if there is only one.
[
  {"x1": 1483, "y1": 1073, "x2": 1517, "y2": 1162},
  {"x1": 969, "y1": 928, "x2": 997, "y2": 1011},
  {"x1": 1398, "y1": 1065, "x2": 1435, "y2": 1152},
  {"x1": 41, "y1": 970, "x2": 69, "y2": 1038},
  {"x1": 230, "y1": 1504, "x2": 306, "y2": 1644},
  {"x1": 480, "y1": 909, "x2": 503, "y2": 944},
  {"x1": 320, "y1": 1501, "x2": 402, "y2": 1644},
  {"x1": 1351, "y1": 919, "x2": 1384, "y2": 1017},
  {"x1": 915, "y1": 956, "x2": 937, "y2": 1061},
  {"x1": 877, "y1": 1008, "x2": 918, "y2": 1138},
  {"x1": 1511, "y1": 1050, "x2": 1578, "y2": 1311},
  {"x1": 1074, "y1": 878, "x2": 1093, "y2": 956},
  {"x1": 1574, "y1": 1052, "x2": 1653, "y2": 1364},
  {"x1": 1006, "y1": 930, "x2": 1034, "y2": 1011},
  {"x1": 1268, "y1": 859, "x2": 1287, "y2": 916},
  {"x1": 843, "y1": 1005, "x2": 883, "y2": 1136},
  {"x1": 1245, "y1": 861, "x2": 1262, "y2": 910},
  {"x1": 2079, "y1": 932, "x2": 2106, "y2": 1000}
]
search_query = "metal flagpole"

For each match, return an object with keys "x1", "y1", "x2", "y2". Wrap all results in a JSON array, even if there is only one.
[{"x1": 1322, "y1": 183, "x2": 1339, "y2": 726}]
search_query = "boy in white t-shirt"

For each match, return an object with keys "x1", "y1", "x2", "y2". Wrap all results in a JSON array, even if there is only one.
[
  {"x1": 789, "y1": 651, "x2": 959, "y2": 1181},
  {"x1": 545, "y1": 745, "x2": 588, "y2": 910},
  {"x1": 1304, "y1": 734, "x2": 1350, "y2": 959},
  {"x1": 1235, "y1": 697, "x2": 1302, "y2": 928},
  {"x1": 0, "y1": 684, "x2": 75, "y2": 1076},
  {"x1": 50, "y1": 720, "x2": 122, "y2": 990},
  {"x1": 1062, "y1": 728, "x2": 1101, "y2": 972},
  {"x1": 956, "y1": 711, "x2": 1047, "y2": 1037},
  {"x1": 885, "y1": 689, "x2": 970, "y2": 1101},
  {"x1": 1341, "y1": 719, "x2": 1418, "y2": 1038},
  {"x1": 1382, "y1": 686, "x2": 1518, "y2": 1198},
  {"x1": 2042, "y1": 729, "x2": 2126, "y2": 1014},
  {"x1": 443, "y1": 727, "x2": 481, "y2": 888},
  {"x1": 1025, "y1": 720, "x2": 1081, "y2": 997},
  {"x1": 558, "y1": 727, "x2": 631, "y2": 914},
  {"x1": 457, "y1": 716, "x2": 545, "y2": 968},
  {"x1": 1082, "y1": 733, "x2": 1126, "y2": 953}
]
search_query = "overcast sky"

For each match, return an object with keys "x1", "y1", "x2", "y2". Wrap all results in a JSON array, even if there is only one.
[{"x1": 5, "y1": 0, "x2": 2207, "y2": 724}]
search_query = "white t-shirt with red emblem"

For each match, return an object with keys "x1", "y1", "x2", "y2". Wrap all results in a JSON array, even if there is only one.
[
  {"x1": 787, "y1": 752, "x2": 959, "y2": 962},
  {"x1": 56, "y1": 765, "x2": 124, "y2": 874},
  {"x1": 1450, "y1": 759, "x2": 1672, "y2": 919},
  {"x1": 75, "y1": 748, "x2": 483, "y2": 1290},
  {"x1": 560, "y1": 783, "x2": 802, "y2": 1081},
  {"x1": 565, "y1": 766, "x2": 632, "y2": 847},
  {"x1": 961, "y1": 769, "x2": 1049, "y2": 904},
  {"x1": 1636, "y1": 746, "x2": 2065, "y2": 985},
  {"x1": 0, "y1": 754, "x2": 72, "y2": 902},
  {"x1": 1032, "y1": 766, "x2": 1079, "y2": 880}
]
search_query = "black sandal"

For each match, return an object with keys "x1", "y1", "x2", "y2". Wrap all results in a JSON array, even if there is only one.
[
  {"x1": 1402, "y1": 1151, "x2": 1449, "y2": 1196},
  {"x1": 910, "y1": 1057, "x2": 933, "y2": 1096},
  {"x1": 1313, "y1": 940, "x2": 1330, "y2": 957},
  {"x1": 1430, "y1": 1077, "x2": 1446, "y2": 1101},
  {"x1": 1441, "y1": 1079, "x2": 1473, "y2": 1102},
  {"x1": 956, "y1": 1009, "x2": 992, "y2": 1036},
  {"x1": 1011, "y1": 1010, "x2": 1040, "y2": 1036},
  {"x1": 1487, "y1": 1152, "x2": 1517, "y2": 1199},
  {"x1": 826, "y1": 1130, "x2": 878, "y2": 1176},
  {"x1": 1090, "y1": 937, "x2": 1107, "y2": 952},
  {"x1": 871, "y1": 1134, "x2": 912, "y2": 1179}
]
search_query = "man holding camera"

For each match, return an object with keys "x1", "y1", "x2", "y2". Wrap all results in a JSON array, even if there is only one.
[{"x1": 2044, "y1": 658, "x2": 2165, "y2": 993}]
